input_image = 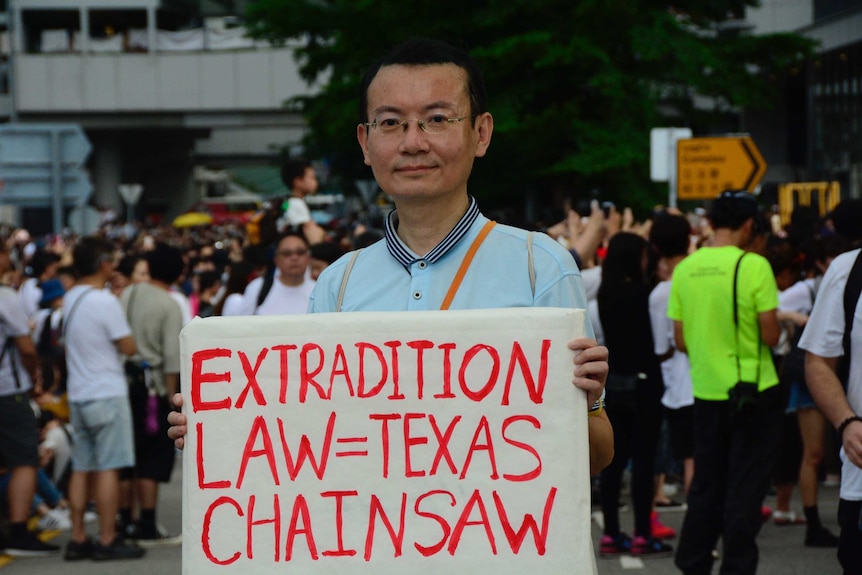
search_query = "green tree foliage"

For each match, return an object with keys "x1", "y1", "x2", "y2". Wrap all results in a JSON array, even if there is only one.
[{"x1": 244, "y1": 0, "x2": 815, "y2": 213}]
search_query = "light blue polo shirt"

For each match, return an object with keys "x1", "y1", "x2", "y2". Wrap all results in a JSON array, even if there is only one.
[{"x1": 309, "y1": 198, "x2": 594, "y2": 339}]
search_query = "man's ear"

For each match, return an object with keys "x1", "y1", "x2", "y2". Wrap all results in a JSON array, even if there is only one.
[
  {"x1": 356, "y1": 124, "x2": 371, "y2": 166},
  {"x1": 473, "y1": 112, "x2": 494, "y2": 159}
]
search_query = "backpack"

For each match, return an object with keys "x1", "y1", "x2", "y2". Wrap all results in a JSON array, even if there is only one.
[{"x1": 36, "y1": 309, "x2": 66, "y2": 391}]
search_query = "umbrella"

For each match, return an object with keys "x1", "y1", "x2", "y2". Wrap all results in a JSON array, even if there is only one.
[{"x1": 172, "y1": 212, "x2": 213, "y2": 228}]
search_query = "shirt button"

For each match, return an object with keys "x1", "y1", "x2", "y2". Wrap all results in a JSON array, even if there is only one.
[
  {"x1": 417, "y1": 261, "x2": 427, "y2": 270},
  {"x1": 413, "y1": 291, "x2": 422, "y2": 300}
]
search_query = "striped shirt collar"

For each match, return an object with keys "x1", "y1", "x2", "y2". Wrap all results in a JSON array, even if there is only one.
[{"x1": 384, "y1": 196, "x2": 481, "y2": 268}]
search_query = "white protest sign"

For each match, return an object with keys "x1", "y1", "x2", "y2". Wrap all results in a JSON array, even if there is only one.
[{"x1": 180, "y1": 307, "x2": 595, "y2": 575}]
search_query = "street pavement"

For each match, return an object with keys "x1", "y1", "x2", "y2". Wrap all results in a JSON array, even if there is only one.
[{"x1": 0, "y1": 455, "x2": 843, "y2": 574}]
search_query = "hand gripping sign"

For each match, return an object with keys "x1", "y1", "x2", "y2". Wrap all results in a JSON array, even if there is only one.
[{"x1": 180, "y1": 308, "x2": 596, "y2": 575}]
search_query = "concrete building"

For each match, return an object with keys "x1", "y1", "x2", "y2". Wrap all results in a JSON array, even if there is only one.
[
  {"x1": 745, "y1": 0, "x2": 862, "y2": 200},
  {"x1": 0, "y1": 0, "x2": 316, "y2": 232}
]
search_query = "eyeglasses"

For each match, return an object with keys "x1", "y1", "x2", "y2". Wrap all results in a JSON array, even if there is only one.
[
  {"x1": 362, "y1": 115, "x2": 468, "y2": 136},
  {"x1": 276, "y1": 249, "x2": 309, "y2": 258}
]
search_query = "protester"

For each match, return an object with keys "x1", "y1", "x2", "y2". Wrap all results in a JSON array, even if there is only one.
[
  {"x1": 118, "y1": 242, "x2": 184, "y2": 547},
  {"x1": 800, "y1": 199, "x2": 862, "y2": 575},
  {"x1": 597, "y1": 232, "x2": 671, "y2": 557},
  {"x1": 671, "y1": 191, "x2": 782, "y2": 575},
  {"x1": 0, "y1": 236, "x2": 60, "y2": 557},
  {"x1": 238, "y1": 231, "x2": 315, "y2": 316},
  {"x1": 169, "y1": 37, "x2": 612, "y2": 478},
  {"x1": 278, "y1": 158, "x2": 327, "y2": 244},
  {"x1": 63, "y1": 236, "x2": 144, "y2": 561}
]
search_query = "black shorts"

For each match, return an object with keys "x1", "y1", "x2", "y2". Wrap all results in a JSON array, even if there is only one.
[
  {"x1": 0, "y1": 393, "x2": 40, "y2": 468},
  {"x1": 665, "y1": 405, "x2": 694, "y2": 460},
  {"x1": 121, "y1": 394, "x2": 176, "y2": 483}
]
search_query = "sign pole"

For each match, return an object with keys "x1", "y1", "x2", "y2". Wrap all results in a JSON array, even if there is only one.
[
  {"x1": 118, "y1": 184, "x2": 143, "y2": 224},
  {"x1": 668, "y1": 137, "x2": 678, "y2": 209}
]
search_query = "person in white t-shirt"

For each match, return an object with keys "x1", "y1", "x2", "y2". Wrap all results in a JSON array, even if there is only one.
[
  {"x1": 800, "y1": 199, "x2": 862, "y2": 574},
  {"x1": 63, "y1": 236, "x2": 144, "y2": 561},
  {"x1": 277, "y1": 158, "x2": 326, "y2": 245},
  {"x1": 239, "y1": 232, "x2": 315, "y2": 316},
  {"x1": 648, "y1": 212, "x2": 695, "y2": 498}
]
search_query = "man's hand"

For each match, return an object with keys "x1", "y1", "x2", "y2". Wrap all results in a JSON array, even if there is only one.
[
  {"x1": 843, "y1": 420, "x2": 862, "y2": 469},
  {"x1": 167, "y1": 393, "x2": 187, "y2": 450},
  {"x1": 568, "y1": 337, "x2": 608, "y2": 407}
]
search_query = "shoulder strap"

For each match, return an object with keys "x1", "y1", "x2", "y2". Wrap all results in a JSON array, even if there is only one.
[
  {"x1": 527, "y1": 232, "x2": 536, "y2": 298},
  {"x1": 62, "y1": 287, "x2": 96, "y2": 338},
  {"x1": 732, "y1": 253, "x2": 746, "y2": 328},
  {"x1": 254, "y1": 268, "x2": 276, "y2": 314},
  {"x1": 732, "y1": 252, "x2": 761, "y2": 382},
  {"x1": 336, "y1": 249, "x2": 363, "y2": 313},
  {"x1": 838, "y1": 250, "x2": 862, "y2": 385},
  {"x1": 440, "y1": 220, "x2": 496, "y2": 311}
]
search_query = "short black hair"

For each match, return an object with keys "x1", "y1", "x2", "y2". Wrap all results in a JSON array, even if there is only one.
[
  {"x1": 650, "y1": 212, "x2": 691, "y2": 258},
  {"x1": 280, "y1": 158, "x2": 312, "y2": 191},
  {"x1": 28, "y1": 249, "x2": 61, "y2": 278},
  {"x1": 145, "y1": 242, "x2": 184, "y2": 285},
  {"x1": 359, "y1": 37, "x2": 487, "y2": 125},
  {"x1": 309, "y1": 241, "x2": 345, "y2": 265},
  {"x1": 116, "y1": 253, "x2": 146, "y2": 280},
  {"x1": 832, "y1": 199, "x2": 862, "y2": 242},
  {"x1": 197, "y1": 270, "x2": 222, "y2": 293},
  {"x1": 72, "y1": 237, "x2": 113, "y2": 278},
  {"x1": 709, "y1": 190, "x2": 760, "y2": 231}
]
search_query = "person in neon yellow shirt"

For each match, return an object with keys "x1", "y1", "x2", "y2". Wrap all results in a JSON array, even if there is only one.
[{"x1": 669, "y1": 191, "x2": 781, "y2": 575}]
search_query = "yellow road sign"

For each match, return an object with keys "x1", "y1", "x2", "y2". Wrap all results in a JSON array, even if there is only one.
[{"x1": 676, "y1": 136, "x2": 767, "y2": 200}]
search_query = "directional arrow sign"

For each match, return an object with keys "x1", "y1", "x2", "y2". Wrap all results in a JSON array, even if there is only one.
[
  {"x1": 0, "y1": 124, "x2": 91, "y2": 168},
  {"x1": 0, "y1": 170, "x2": 92, "y2": 207},
  {"x1": 676, "y1": 136, "x2": 767, "y2": 200}
]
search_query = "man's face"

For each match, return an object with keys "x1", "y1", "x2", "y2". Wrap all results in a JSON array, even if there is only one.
[
  {"x1": 294, "y1": 167, "x2": 319, "y2": 197},
  {"x1": 274, "y1": 236, "x2": 310, "y2": 279},
  {"x1": 357, "y1": 64, "x2": 493, "y2": 205}
]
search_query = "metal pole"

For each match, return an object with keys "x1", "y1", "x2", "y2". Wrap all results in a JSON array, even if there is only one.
[
  {"x1": 7, "y1": 0, "x2": 18, "y2": 123},
  {"x1": 50, "y1": 128, "x2": 63, "y2": 234},
  {"x1": 668, "y1": 134, "x2": 678, "y2": 209}
]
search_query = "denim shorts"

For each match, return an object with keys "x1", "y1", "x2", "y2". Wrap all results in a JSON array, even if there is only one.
[
  {"x1": 69, "y1": 395, "x2": 135, "y2": 472},
  {"x1": 785, "y1": 380, "x2": 816, "y2": 413}
]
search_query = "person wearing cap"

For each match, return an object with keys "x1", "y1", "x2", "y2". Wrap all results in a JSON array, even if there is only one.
[
  {"x1": 799, "y1": 199, "x2": 862, "y2": 574},
  {"x1": 669, "y1": 191, "x2": 782, "y2": 575},
  {"x1": 31, "y1": 279, "x2": 66, "y2": 394},
  {"x1": 19, "y1": 249, "x2": 61, "y2": 319}
]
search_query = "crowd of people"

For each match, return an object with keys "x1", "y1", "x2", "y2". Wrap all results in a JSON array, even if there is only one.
[{"x1": 0, "y1": 37, "x2": 860, "y2": 575}]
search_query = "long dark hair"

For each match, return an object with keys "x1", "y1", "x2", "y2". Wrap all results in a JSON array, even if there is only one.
[{"x1": 599, "y1": 233, "x2": 648, "y2": 298}]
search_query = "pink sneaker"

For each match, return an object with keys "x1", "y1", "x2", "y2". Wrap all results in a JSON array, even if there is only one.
[
  {"x1": 651, "y1": 511, "x2": 676, "y2": 540},
  {"x1": 599, "y1": 533, "x2": 632, "y2": 557}
]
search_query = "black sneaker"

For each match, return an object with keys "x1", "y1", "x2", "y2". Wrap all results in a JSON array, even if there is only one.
[
  {"x1": 92, "y1": 537, "x2": 146, "y2": 561},
  {"x1": 805, "y1": 527, "x2": 839, "y2": 548},
  {"x1": 4, "y1": 532, "x2": 60, "y2": 557},
  {"x1": 631, "y1": 535, "x2": 674, "y2": 558},
  {"x1": 132, "y1": 524, "x2": 183, "y2": 548},
  {"x1": 64, "y1": 538, "x2": 94, "y2": 561}
]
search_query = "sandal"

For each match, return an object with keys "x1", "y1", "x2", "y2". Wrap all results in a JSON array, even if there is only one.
[{"x1": 773, "y1": 510, "x2": 806, "y2": 526}]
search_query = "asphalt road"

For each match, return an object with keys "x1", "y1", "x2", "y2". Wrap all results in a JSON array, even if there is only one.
[{"x1": 0, "y1": 455, "x2": 843, "y2": 574}]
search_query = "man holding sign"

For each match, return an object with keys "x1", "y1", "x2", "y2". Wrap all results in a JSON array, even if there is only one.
[
  {"x1": 168, "y1": 39, "x2": 611, "y2": 574},
  {"x1": 170, "y1": 37, "x2": 611, "y2": 467}
]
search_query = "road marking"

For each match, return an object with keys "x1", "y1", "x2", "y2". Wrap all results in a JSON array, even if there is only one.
[{"x1": 620, "y1": 555, "x2": 645, "y2": 569}]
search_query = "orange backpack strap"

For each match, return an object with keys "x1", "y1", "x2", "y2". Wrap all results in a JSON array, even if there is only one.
[{"x1": 440, "y1": 220, "x2": 496, "y2": 310}]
